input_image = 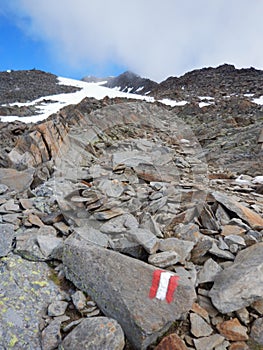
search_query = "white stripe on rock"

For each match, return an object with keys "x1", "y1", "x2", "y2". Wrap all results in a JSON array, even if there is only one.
[{"x1": 156, "y1": 272, "x2": 172, "y2": 300}]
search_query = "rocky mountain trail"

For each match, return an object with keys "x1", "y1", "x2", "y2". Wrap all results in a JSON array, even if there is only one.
[{"x1": 0, "y1": 67, "x2": 263, "y2": 349}]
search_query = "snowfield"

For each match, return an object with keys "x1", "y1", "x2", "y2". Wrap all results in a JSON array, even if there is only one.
[{"x1": 0, "y1": 76, "x2": 190, "y2": 124}]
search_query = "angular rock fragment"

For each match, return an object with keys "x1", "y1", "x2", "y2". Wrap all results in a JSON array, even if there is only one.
[
  {"x1": 159, "y1": 238, "x2": 194, "y2": 263},
  {"x1": 209, "y1": 243, "x2": 263, "y2": 313},
  {"x1": 154, "y1": 333, "x2": 189, "y2": 350},
  {"x1": 213, "y1": 191, "x2": 263, "y2": 229},
  {"x1": 193, "y1": 334, "x2": 225, "y2": 350},
  {"x1": 128, "y1": 228, "x2": 159, "y2": 254},
  {"x1": 47, "y1": 301, "x2": 68, "y2": 317},
  {"x1": 250, "y1": 317, "x2": 263, "y2": 345},
  {"x1": 0, "y1": 223, "x2": 15, "y2": 257},
  {"x1": 61, "y1": 317, "x2": 125, "y2": 350},
  {"x1": 63, "y1": 237, "x2": 196, "y2": 349},
  {"x1": 148, "y1": 251, "x2": 179, "y2": 268},
  {"x1": 41, "y1": 320, "x2": 62, "y2": 350},
  {"x1": 190, "y1": 312, "x2": 213, "y2": 337},
  {"x1": 0, "y1": 167, "x2": 35, "y2": 192},
  {"x1": 197, "y1": 258, "x2": 222, "y2": 284},
  {"x1": 216, "y1": 318, "x2": 248, "y2": 341}
]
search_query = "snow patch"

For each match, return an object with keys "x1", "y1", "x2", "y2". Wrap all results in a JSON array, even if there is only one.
[
  {"x1": 198, "y1": 96, "x2": 214, "y2": 100},
  {"x1": 135, "y1": 86, "x2": 144, "y2": 92},
  {"x1": 199, "y1": 102, "x2": 214, "y2": 108},
  {"x1": 253, "y1": 96, "x2": 263, "y2": 105},
  {"x1": 159, "y1": 98, "x2": 188, "y2": 107},
  {"x1": 0, "y1": 76, "x2": 155, "y2": 123}
]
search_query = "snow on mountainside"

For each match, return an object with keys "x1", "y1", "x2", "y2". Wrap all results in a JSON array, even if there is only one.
[{"x1": 0, "y1": 76, "x2": 155, "y2": 123}]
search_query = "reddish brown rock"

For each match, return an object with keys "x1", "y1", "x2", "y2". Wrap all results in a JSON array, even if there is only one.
[
  {"x1": 216, "y1": 318, "x2": 248, "y2": 341},
  {"x1": 154, "y1": 333, "x2": 189, "y2": 350},
  {"x1": 229, "y1": 341, "x2": 250, "y2": 350},
  {"x1": 0, "y1": 167, "x2": 34, "y2": 192},
  {"x1": 191, "y1": 303, "x2": 210, "y2": 323},
  {"x1": 8, "y1": 117, "x2": 69, "y2": 168},
  {"x1": 221, "y1": 225, "x2": 246, "y2": 237}
]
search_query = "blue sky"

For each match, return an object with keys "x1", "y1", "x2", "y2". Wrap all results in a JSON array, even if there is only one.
[
  {"x1": 0, "y1": 9, "x2": 126, "y2": 79},
  {"x1": 1, "y1": 0, "x2": 263, "y2": 82}
]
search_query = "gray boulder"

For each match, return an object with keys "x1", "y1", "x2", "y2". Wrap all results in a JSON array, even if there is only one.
[
  {"x1": 209, "y1": 243, "x2": 263, "y2": 313},
  {"x1": 63, "y1": 236, "x2": 196, "y2": 350},
  {"x1": 60, "y1": 317, "x2": 125, "y2": 350}
]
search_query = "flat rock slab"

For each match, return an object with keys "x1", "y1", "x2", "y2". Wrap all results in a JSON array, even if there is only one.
[
  {"x1": 0, "y1": 167, "x2": 34, "y2": 192},
  {"x1": 209, "y1": 242, "x2": 263, "y2": 313},
  {"x1": 63, "y1": 236, "x2": 196, "y2": 350},
  {"x1": 0, "y1": 254, "x2": 62, "y2": 350},
  {"x1": 61, "y1": 316, "x2": 125, "y2": 350},
  {"x1": 212, "y1": 191, "x2": 263, "y2": 229}
]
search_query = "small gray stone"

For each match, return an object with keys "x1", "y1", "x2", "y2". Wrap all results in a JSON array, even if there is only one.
[
  {"x1": 71, "y1": 291, "x2": 87, "y2": 311},
  {"x1": 100, "y1": 214, "x2": 138, "y2": 234},
  {"x1": 159, "y1": 238, "x2": 194, "y2": 263},
  {"x1": 0, "y1": 184, "x2": 8, "y2": 194},
  {"x1": 37, "y1": 235, "x2": 63, "y2": 259},
  {"x1": 174, "y1": 223, "x2": 201, "y2": 243},
  {"x1": 190, "y1": 313, "x2": 213, "y2": 337},
  {"x1": 0, "y1": 223, "x2": 15, "y2": 257},
  {"x1": 61, "y1": 317, "x2": 125, "y2": 350},
  {"x1": 224, "y1": 235, "x2": 246, "y2": 247},
  {"x1": 74, "y1": 226, "x2": 109, "y2": 247},
  {"x1": 148, "y1": 251, "x2": 179, "y2": 268},
  {"x1": 250, "y1": 317, "x2": 263, "y2": 345},
  {"x1": 41, "y1": 320, "x2": 61, "y2": 350},
  {"x1": 197, "y1": 258, "x2": 223, "y2": 284},
  {"x1": 53, "y1": 222, "x2": 71, "y2": 236},
  {"x1": 94, "y1": 208, "x2": 124, "y2": 221},
  {"x1": 140, "y1": 213, "x2": 163, "y2": 238},
  {"x1": 193, "y1": 334, "x2": 225, "y2": 350},
  {"x1": 235, "y1": 308, "x2": 250, "y2": 325},
  {"x1": 48, "y1": 301, "x2": 68, "y2": 317},
  {"x1": 97, "y1": 179, "x2": 124, "y2": 198},
  {"x1": 209, "y1": 242, "x2": 235, "y2": 260},
  {"x1": 128, "y1": 228, "x2": 159, "y2": 254}
]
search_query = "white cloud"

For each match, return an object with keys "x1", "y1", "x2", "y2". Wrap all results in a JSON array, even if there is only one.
[{"x1": 4, "y1": 0, "x2": 263, "y2": 81}]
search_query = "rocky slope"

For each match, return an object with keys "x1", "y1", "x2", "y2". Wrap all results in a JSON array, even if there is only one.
[
  {"x1": 0, "y1": 67, "x2": 263, "y2": 350},
  {"x1": 83, "y1": 71, "x2": 158, "y2": 95}
]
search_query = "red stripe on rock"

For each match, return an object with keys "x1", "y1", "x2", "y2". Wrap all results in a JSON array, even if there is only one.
[
  {"x1": 166, "y1": 275, "x2": 179, "y2": 303},
  {"x1": 149, "y1": 269, "x2": 162, "y2": 299}
]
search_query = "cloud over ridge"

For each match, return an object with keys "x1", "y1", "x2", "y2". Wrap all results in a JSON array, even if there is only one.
[{"x1": 2, "y1": 0, "x2": 263, "y2": 81}]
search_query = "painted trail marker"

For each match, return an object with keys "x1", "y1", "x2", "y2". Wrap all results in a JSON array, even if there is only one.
[{"x1": 149, "y1": 270, "x2": 179, "y2": 303}]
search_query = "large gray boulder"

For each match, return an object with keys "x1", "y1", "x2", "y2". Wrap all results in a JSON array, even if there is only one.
[
  {"x1": 63, "y1": 236, "x2": 196, "y2": 350},
  {"x1": 209, "y1": 243, "x2": 263, "y2": 313}
]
